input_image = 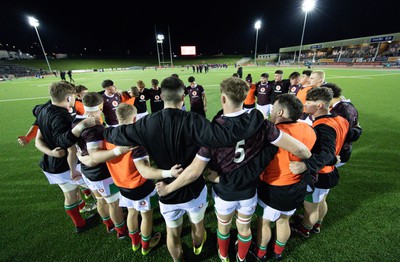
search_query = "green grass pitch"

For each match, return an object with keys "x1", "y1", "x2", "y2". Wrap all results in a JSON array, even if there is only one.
[{"x1": 1, "y1": 65, "x2": 399, "y2": 261}]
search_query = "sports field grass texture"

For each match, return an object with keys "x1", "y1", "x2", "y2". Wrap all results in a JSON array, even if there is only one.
[{"x1": 1, "y1": 66, "x2": 399, "y2": 261}]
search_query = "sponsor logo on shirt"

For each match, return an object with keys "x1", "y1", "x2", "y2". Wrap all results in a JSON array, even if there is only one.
[
  {"x1": 155, "y1": 95, "x2": 160, "y2": 100},
  {"x1": 192, "y1": 91, "x2": 197, "y2": 96},
  {"x1": 291, "y1": 87, "x2": 297, "y2": 92},
  {"x1": 276, "y1": 85, "x2": 281, "y2": 91},
  {"x1": 140, "y1": 201, "x2": 147, "y2": 206},
  {"x1": 140, "y1": 95, "x2": 145, "y2": 100},
  {"x1": 112, "y1": 101, "x2": 118, "y2": 107},
  {"x1": 260, "y1": 87, "x2": 265, "y2": 92}
]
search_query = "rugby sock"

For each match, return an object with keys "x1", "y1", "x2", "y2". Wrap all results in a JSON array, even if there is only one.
[
  {"x1": 129, "y1": 229, "x2": 141, "y2": 245},
  {"x1": 237, "y1": 233, "x2": 252, "y2": 261},
  {"x1": 314, "y1": 220, "x2": 323, "y2": 230},
  {"x1": 274, "y1": 240, "x2": 286, "y2": 255},
  {"x1": 78, "y1": 199, "x2": 85, "y2": 210},
  {"x1": 217, "y1": 230, "x2": 230, "y2": 258},
  {"x1": 300, "y1": 222, "x2": 312, "y2": 235},
  {"x1": 80, "y1": 187, "x2": 92, "y2": 198},
  {"x1": 141, "y1": 234, "x2": 152, "y2": 250},
  {"x1": 115, "y1": 220, "x2": 128, "y2": 236},
  {"x1": 65, "y1": 202, "x2": 85, "y2": 227},
  {"x1": 102, "y1": 216, "x2": 114, "y2": 231},
  {"x1": 256, "y1": 244, "x2": 267, "y2": 259}
]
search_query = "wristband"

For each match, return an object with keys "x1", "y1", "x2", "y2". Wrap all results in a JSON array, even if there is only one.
[
  {"x1": 162, "y1": 170, "x2": 172, "y2": 178},
  {"x1": 113, "y1": 147, "x2": 124, "y2": 156}
]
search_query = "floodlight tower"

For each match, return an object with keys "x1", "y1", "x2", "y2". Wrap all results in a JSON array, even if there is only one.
[
  {"x1": 157, "y1": 34, "x2": 165, "y2": 64},
  {"x1": 298, "y1": 0, "x2": 316, "y2": 64},
  {"x1": 28, "y1": 16, "x2": 52, "y2": 73},
  {"x1": 254, "y1": 20, "x2": 261, "y2": 65}
]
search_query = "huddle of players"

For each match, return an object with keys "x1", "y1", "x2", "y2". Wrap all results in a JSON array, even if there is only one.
[{"x1": 25, "y1": 70, "x2": 362, "y2": 262}]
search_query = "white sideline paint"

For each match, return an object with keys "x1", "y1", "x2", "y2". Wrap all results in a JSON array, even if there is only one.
[{"x1": 0, "y1": 96, "x2": 48, "y2": 103}]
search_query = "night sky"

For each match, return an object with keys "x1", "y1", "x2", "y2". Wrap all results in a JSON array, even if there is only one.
[{"x1": 1, "y1": 0, "x2": 398, "y2": 56}]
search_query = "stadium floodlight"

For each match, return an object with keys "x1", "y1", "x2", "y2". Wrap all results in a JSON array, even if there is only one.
[
  {"x1": 298, "y1": 0, "x2": 316, "y2": 64},
  {"x1": 28, "y1": 16, "x2": 52, "y2": 73},
  {"x1": 254, "y1": 20, "x2": 261, "y2": 65},
  {"x1": 157, "y1": 34, "x2": 165, "y2": 64}
]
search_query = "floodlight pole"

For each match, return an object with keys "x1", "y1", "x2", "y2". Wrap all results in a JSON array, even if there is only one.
[
  {"x1": 154, "y1": 25, "x2": 161, "y2": 68},
  {"x1": 168, "y1": 26, "x2": 173, "y2": 67},
  {"x1": 254, "y1": 21, "x2": 261, "y2": 65},
  {"x1": 29, "y1": 17, "x2": 52, "y2": 73},
  {"x1": 298, "y1": 11, "x2": 308, "y2": 64}
]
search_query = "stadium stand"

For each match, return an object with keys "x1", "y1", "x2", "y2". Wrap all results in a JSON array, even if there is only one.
[{"x1": 0, "y1": 61, "x2": 45, "y2": 78}]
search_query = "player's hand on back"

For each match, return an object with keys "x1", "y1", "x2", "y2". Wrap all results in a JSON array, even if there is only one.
[
  {"x1": 289, "y1": 161, "x2": 307, "y2": 174},
  {"x1": 155, "y1": 182, "x2": 168, "y2": 196},
  {"x1": 50, "y1": 147, "x2": 66, "y2": 158},
  {"x1": 171, "y1": 164, "x2": 183, "y2": 177}
]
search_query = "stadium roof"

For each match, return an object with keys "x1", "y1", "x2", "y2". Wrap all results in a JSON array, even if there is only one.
[{"x1": 279, "y1": 32, "x2": 400, "y2": 53}]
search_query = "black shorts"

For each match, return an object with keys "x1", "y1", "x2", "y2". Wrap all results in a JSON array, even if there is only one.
[
  {"x1": 257, "y1": 180, "x2": 308, "y2": 211},
  {"x1": 314, "y1": 168, "x2": 339, "y2": 189}
]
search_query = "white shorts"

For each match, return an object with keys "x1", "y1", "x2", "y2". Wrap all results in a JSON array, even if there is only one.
[
  {"x1": 159, "y1": 186, "x2": 208, "y2": 228},
  {"x1": 212, "y1": 188, "x2": 257, "y2": 216},
  {"x1": 82, "y1": 176, "x2": 119, "y2": 198},
  {"x1": 119, "y1": 189, "x2": 158, "y2": 212},
  {"x1": 256, "y1": 199, "x2": 296, "y2": 222},
  {"x1": 137, "y1": 112, "x2": 149, "y2": 120},
  {"x1": 304, "y1": 187, "x2": 330, "y2": 203},
  {"x1": 335, "y1": 162, "x2": 346, "y2": 168},
  {"x1": 43, "y1": 166, "x2": 85, "y2": 187},
  {"x1": 256, "y1": 104, "x2": 271, "y2": 118}
]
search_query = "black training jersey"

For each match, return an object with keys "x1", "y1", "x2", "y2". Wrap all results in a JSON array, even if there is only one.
[
  {"x1": 72, "y1": 118, "x2": 111, "y2": 181},
  {"x1": 148, "y1": 88, "x2": 164, "y2": 113},
  {"x1": 198, "y1": 111, "x2": 281, "y2": 201},
  {"x1": 134, "y1": 88, "x2": 150, "y2": 113},
  {"x1": 102, "y1": 93, "x2": 121, "y2": 126},
  {"x1": 104, "y1": 108, "x2": 265, "y2": 204},
  {"x1": 34, "y1": 103, "x2": 78, "y2": 173},
  {"x1": 269, "y1": 79, "x2": 290, "y2": 103},
  {"x1": 186, "y1": 85, "x2": 205, "y2": 108},
  {"x1": 288, "y1": 84, "x2": 302, "y2": 95},
  {"x1": 255, "y1": 82, "x2": 272, "y2": 105}
]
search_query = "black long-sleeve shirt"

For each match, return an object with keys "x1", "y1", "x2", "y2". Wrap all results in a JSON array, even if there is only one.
[
  {"x1": 104, "y1": 108, "x2": 264, "y2": 204},
  {"x1": 34, "y1": 103, "x2": 78, "y2": 173}
]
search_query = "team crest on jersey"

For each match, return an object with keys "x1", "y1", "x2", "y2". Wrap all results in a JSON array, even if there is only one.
[
  {"x1": 192, "y1": 91, "x2": 197, "y2": 96},
  {"x1": 140, "y1": 95, "x2": 145, "y2": 100},
  {"x1": 112, "y1": 101, "x2": 118, "y2": 107},
  {"x1": 291, "y1": 87, "x2": 297, "y2": 92},
  {"x1": 155, "y1": 95, "x2": 160, "y2": 100},
  {"x1": 276, "y1": 85, "x2": 281, "y2": 91},
  {"x1": 260, "y1": 87, "x2": 265, "y2": 92},
  {"x1": 198, "y1": 203, "x2": 204, "y2": 209},
  {"x1": 99, "y1": 189, "x2": 105, "y2": 193},
  {"x1": 140, "y1": 201, "x2": 147, "y2": 206},
  {"x1": 68, "y1": 107, "x2": 73, "y2": 113}
]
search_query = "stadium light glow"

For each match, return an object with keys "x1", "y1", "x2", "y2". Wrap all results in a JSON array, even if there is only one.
[
  {"x1": 298, "y1": 0, "x2": 316, "y2": 63},
  {"x1": 254, "y1": 20, "x2": 261, "y2": 65},
  {"x1": 28, "y1": 16, "x2": 52, "y2": 73}
]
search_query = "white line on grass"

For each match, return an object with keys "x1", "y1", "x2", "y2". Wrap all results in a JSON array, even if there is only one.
[{"x1": 0, "y1": 96, "x2": 48, "y2": 103}]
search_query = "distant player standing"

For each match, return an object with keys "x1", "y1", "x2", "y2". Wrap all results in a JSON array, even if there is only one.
[
  {"x1": 186, "y1": 76, "x2": 207, "y2": 117},
  {"x1": 148, "y1": 79, "x2": 164, "y2": 113}
]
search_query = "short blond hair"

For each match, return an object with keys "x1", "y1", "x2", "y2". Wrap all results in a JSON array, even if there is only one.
[
  {"x1": 220, "y1": 77, "x2": 249, "y2": 106},
  {"x1": 311, "y1": 70, "x2": 325, "y2": 83},
  {"x1": 116, "y1": 103, "x2": 137, "y2": 122},
  {"x1": 49, "y1": 82, "x2": 75, "y2": 102}
]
